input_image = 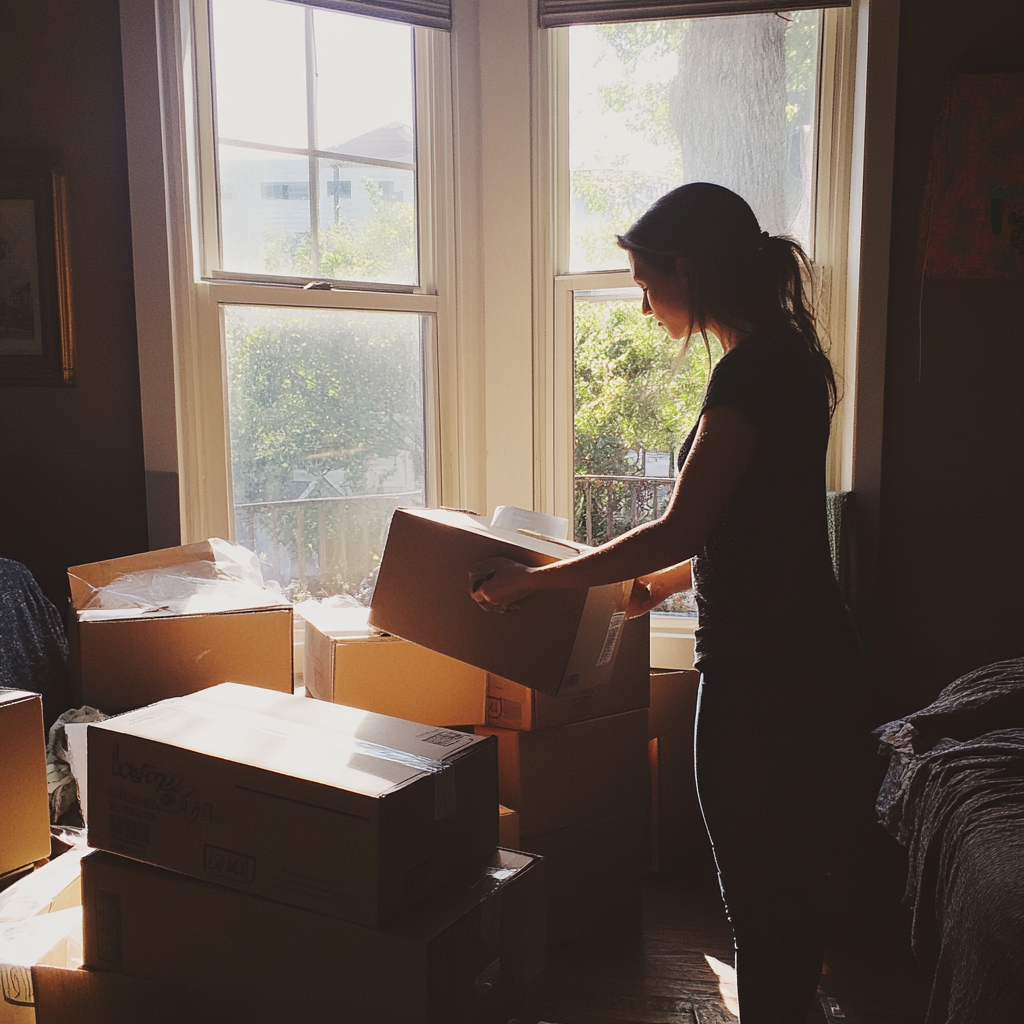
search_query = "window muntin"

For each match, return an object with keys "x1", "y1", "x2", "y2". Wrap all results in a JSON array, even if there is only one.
[
  {"x1": 225, "y1": 304, "x2": 428, "y2": 597},
  {"x1": 209, "y1": 0, "x2": 418, "y2": 284},
  {"x1": 567, "y1": 11, "x2": 822, "y2": 273}
]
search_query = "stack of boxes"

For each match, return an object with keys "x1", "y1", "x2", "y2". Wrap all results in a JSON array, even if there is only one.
[
  {"x1": 366, "y1": 508, "x2": 652, "y2": 945},
  {"x1": 74, "y1": 682, "x2": 543, "y2": 1022}
]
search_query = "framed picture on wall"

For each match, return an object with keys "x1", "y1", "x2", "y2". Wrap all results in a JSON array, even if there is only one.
[{"x1": 0, "y1": 162, "x2": 74, "y2": 385}]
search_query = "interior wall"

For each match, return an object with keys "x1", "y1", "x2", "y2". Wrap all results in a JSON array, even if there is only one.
[
  {"x1": 877, "y1": 0, "x2": 1024, "y2": 715},
  {"x1": 0, "y1": 0, "x2": 149, "y2": 612}
]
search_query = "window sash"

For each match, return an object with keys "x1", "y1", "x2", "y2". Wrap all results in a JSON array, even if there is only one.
[{"x1": 538, "y1": 0, "x2": 848, "y2": 29}]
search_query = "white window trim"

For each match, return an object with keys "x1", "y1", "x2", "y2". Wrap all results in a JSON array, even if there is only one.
[{"x1": 121, "y1": 0, "x2": 898, "y2": 671}]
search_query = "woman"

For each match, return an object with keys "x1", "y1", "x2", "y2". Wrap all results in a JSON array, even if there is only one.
[{"x1": 472, "y1": 182, "x2": 861, "y2": 1024}]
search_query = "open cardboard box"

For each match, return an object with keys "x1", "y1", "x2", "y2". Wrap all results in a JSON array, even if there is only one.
[
  {"x1": 67, "y1": 541, "x2": 293, "y2": 712},
  {"x1": 0, "y1": 692, "x2": 50, "y2": 882},
  {"x1": 485, "y1": 613, "x2": 650, "y2": 731},
  {"x1": 302, "y1": 603, "x2": 488, "y2": 726},
  {"x1": 369, "y1": 508, "x2": 631, "y2": 697},
  {"x1": 86, "y1": 683, "x2": 498, "y2": 927},
  {"x1": 81, "y1": 847, "x2": 545, "y2": 1024}
]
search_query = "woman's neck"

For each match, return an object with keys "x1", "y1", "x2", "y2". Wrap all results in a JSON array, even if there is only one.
[{"x1": 710, "y1": 321, "x2": 753, "y2": 353}]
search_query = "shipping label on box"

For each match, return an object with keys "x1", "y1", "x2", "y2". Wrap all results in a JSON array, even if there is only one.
[
  {"x1": 369, "y1": 509, "x2": 631, "y2": 696},
  {"x1": 86, "y1": 684, "x2": 497, "y2": 927},
  {"x1": 0, "y1": 691, "x2": 50, "y2": 880},
  {"x1": 81, "y1": 847, "x2": 544, "y2": 1024},
  {"x1": 68, "y1": 541, "x2": 293, "y2": 712},
  {"x1": 477, "y1": 708, "x2": 649, "y2": 839},
  {"x1": 485, "y1": 614, "x2": 650, "y2": 730},
  {"x1": 303, "y1": 604, "x2": 488, "y2": 726}
]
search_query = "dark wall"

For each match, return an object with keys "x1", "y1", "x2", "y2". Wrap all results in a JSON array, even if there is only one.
[
  {"x1": 0, "y1": 0, "x2": 149, "y2": 612},
  {"x1": 877, "y1": 0, "x2": 1024, "y2": 715}
]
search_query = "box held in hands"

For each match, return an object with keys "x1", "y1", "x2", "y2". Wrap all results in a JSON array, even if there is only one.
[
  {"x1": 86, "y1": 683, "x2": 498, "y2": 927},
  {"x1": 369, "y1": 508, "x2": 631, "y2": 696}
]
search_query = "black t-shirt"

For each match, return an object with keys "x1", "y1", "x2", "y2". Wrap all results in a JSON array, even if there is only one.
[{"x1": 677, "y1": 325, "x2": 857, "y2": 671}]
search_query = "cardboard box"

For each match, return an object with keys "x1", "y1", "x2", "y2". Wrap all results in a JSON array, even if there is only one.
[
  {"x1": 369, "y1": 508, "x2": 632, "y2": 696},
  {"x1": 476, "y1": 709, "x2": 649, "y2": 839},
  {"x1": 86, "y1": 683, "x2": 497, "y2": 927},
  {"x1": 67, "y1": 541, "x2": 293, "y2": 712},
  {"x1": 648, "y1": 668, "x2": 699, "y2": 740},
  {"x1": 649, "y1": 734, "x2": 702, "y2": 873},
  {"x1": 485, "y1": 613, "x2": 650, "y2": 730},
  {"x1": 82, "y1": 847, "x2": 545, "y2": 1024},
  {"x1": 303, "y1": 603, "x2": 488, "y2": 726},
  {"x1": 0, "y1": 692, "x2": 50, "y2": 880},
  {"x1": 498, "y1": 805, "x2": 520, "y2": 849},
  {"x1": 521, "y1": 809, "x2": 647, "y2": 945}
]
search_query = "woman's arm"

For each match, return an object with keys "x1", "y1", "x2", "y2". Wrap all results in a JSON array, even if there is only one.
[
  {"x1": 626, "y1": 559, "x2": 692, "y2": 618},
  {"x1": 472, "y1": 405, "x2": 758, "y2": 611}
]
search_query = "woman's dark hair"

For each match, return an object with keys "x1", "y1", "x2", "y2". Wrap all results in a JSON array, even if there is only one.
[{"x1": 617, "y1": 182, "x2": 837, "y2": 415}]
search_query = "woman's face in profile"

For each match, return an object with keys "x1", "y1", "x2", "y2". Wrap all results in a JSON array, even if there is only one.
[{"x1": 629, "y1": 252, "x2": 694, "y2": 341}]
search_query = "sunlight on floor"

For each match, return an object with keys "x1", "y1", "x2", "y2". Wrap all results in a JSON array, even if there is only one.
[{"x1": 705, "y1": 954, "x2": 740, "y2": 1018}]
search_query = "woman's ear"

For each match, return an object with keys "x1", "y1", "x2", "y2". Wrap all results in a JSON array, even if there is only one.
[{"x1": 673, "y1": 255, "x2": 693, "y2": 278}]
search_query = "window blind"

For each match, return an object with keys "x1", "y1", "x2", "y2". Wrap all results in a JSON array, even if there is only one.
[
  {"x1": 298, "y1": 0, "x2": 450, "y2": 31},
  {"x1": 538, "y1": 0, "x2": 849, "y2": 28}
]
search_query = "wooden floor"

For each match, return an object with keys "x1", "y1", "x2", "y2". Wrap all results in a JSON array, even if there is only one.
[{"x1": 505, "y1": 842, "x2": 933, "y2": 1024}]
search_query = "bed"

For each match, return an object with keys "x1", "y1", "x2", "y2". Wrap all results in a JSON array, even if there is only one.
[{"x1": 874, "y1": 657, "x2": 1024, "y2": 1024}]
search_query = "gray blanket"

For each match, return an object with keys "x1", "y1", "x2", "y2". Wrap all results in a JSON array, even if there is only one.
[{"x1": 875, "y1": 659, "x2": 1024, "y2": 1024}]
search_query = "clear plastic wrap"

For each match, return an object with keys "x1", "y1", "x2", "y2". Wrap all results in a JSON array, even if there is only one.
[{"x1": 76, "y1": 539, "x2": 284, "y2": 619}]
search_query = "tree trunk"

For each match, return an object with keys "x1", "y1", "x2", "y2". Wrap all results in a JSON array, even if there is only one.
[{"x1": 669, "y1": 14, "x2": 789, "y2": 234}]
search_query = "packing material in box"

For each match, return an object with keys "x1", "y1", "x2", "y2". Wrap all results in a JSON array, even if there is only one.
[
  {"x1": 82, "y1": 847, "x2": 545, "y2": 1024},
  {"x1": 521, "y1": 808, "x2": 647, "y2": 945},
  {"x1": 67, "y1": 540, "x2": 292, "y2": 712},
  {"x1": 476, "y1": 709, "x2": 649, "y2": 839},
  {"x1": 0, "y1": 691, "x2": 50, "y2": 881},
  {"x1": 86, "y1": 683, "x2": 497, "y2": 927},
  {"x1": 369, "y1": 508, "x2": 631, "y2": 696},
  {"x1": 303, "y1": 602, "x2": 488, "y2": 726},
  {"x1": 485, "y1": 613, "x2": 650, "y2": 730},
  {"x1": 648, "y1": 668, "x2": 699, "y2": 740}
]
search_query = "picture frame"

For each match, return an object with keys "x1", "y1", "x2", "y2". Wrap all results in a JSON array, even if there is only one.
[{"x1": 0, "y1": 162, "x2": 74, "y2": 385}]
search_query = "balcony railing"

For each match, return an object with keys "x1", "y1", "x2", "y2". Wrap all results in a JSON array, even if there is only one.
[
  {"x1": 235, "y1": 490, "x2": 423, "y2": 594},
  {"x1": 574, "y1": 473, "x2": 676, "y2": 546}
]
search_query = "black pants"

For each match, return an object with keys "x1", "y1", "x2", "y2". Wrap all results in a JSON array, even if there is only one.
[{"x1": 694, "y1": 660, "x2": 859, "y2": 1024}]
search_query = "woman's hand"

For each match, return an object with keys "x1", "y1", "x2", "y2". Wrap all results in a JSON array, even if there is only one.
[
  {"x1": 469, "y1": 557, "x2": 538, "y2": 613},
  {"x1": 625, "y1": 561, "x2": 693, "y2": 618}
]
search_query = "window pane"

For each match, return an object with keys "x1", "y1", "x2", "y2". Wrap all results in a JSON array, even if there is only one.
[
  {"x1": 573, "y1": 290, "x2": 722, "y2": 616},
  {"x1": 225, "y1": 305, "x2": 427, "y2": 599},
  {"x1": 568, "y1": 11, "x2": 821, "y2": 272},
  {"x1": 210, "y1": 0, "x2": 307, "y2": 150},
  {"x1": 209, "y1": 0, "x2": 419, "y2": 285},
  {"x1": 219, "y1": 146, "x2": 311, "y2": 276}
]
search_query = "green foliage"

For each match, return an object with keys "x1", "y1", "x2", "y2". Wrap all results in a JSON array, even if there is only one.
[
  {"x1": 573, "y1": 299, "x2": 721, "y2": 477},
  {"x1": 226, "y1": 307, "x2": 423, "y2": 505},
  {"x1": 263, "y1": 178, "x2": 416, "y2": 282}
]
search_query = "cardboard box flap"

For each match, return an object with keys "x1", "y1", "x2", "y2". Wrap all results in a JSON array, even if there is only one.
[
  {"x1": 0, "y1": 848, "x2": 86, "y2": 924},
  {"x1": 93, "y1": 684, "x2": 484, "y2": 799}
]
